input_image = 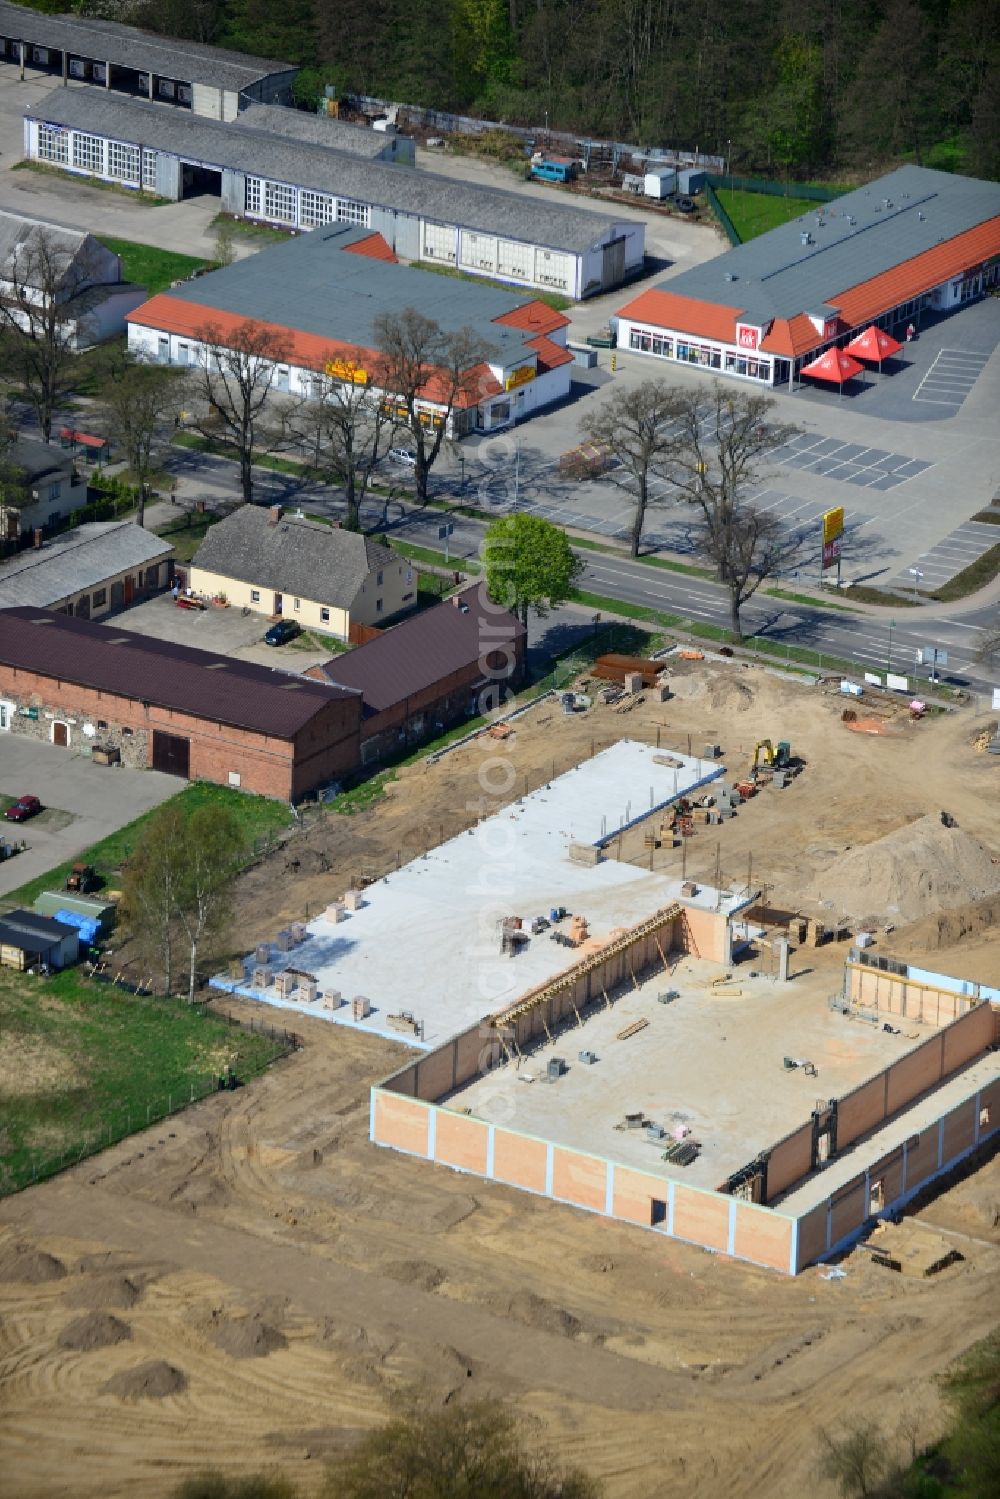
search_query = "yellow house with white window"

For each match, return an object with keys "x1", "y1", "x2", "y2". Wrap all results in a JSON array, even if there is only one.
[{"x1": 189, "y1": 505, "x2": 414, "y2": 638}]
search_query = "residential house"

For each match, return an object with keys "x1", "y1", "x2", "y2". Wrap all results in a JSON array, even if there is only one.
[
  {"x1": 188, "y1": 505, "x2": 414, "y2": 638},
  {"x1": 0, "y1": 520, "x2": 174, "y2": 615},
  {"x1": 0, "y1": 435, "x2": 87, "y2": 540},
  {"x1": 0, "y1": 209, "x2": 146, "y2": 348}
]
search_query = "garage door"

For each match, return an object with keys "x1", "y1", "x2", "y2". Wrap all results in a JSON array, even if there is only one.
[
  {"x1": 152, "y1": 731, "x2": 190, "y2": 778},
  {"x1": 601, "y1": 236, "x2": 627, "y2": 288}
]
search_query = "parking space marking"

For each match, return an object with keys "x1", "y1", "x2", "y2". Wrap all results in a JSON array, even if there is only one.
[{"x1": 913, "y1": 348, "x2": 990, "y2": 408}]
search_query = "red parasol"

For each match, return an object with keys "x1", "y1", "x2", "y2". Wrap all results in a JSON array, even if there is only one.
[
  {"x1": 844, "y1": 325, "x2": 904, "y2": 375},
  {"x1": 799, "y1": 346, "x2": 865, "y2": 396}
]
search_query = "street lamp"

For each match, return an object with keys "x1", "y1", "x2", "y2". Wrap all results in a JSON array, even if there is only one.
[{"x1": 458, "y1": 451, "x2": 466, "y2": 495}]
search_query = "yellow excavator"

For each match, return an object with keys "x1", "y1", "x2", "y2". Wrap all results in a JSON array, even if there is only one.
[{"x1": 751, "y1": 739, "x2": 792, "y2": 776}]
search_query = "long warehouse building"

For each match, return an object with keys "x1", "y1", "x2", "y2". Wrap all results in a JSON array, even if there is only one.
[
  {"x1": 23, "y1": 89, "x2": 644, "y2": 298},
  {"x1": 0, "y1": 0, "x2": 295, "y2": 118}
]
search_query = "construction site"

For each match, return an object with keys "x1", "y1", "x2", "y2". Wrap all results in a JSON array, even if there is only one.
[{"x1": 1, "y1": 648, "x2": 999, "y2": 1496}]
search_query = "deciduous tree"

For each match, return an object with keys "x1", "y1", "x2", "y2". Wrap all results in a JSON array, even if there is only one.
[
  {"x1": 0, "y1": 226, "x2": 81, "y2": 443},
  {"x1": 293, "y1": 349, "x2": 397, "y2": 531},
  {"x1": 578, "y1": 379, "x2": 683, "y2": 557},
  {"x1": 97, "y1": 358, "x2": 178, "y2": 526},
  {"x1": 120, "y1": 800, "x2": 189, "y2": 997},
  {"x1": 173, "y1": 803, "x2": 247, "y2": 1004},
  {"x1": 483, "y1": 511, "x2": 583, "y2": 627},
  {"x1": 664, "y1": 383, "x2": 798, "y2": 640},
  {"x1": 374, "y1": 308, "x2": 495, "y2": 505},
  {"x1": 188, "y1": 320, "x2": 298, "y2": 504}
]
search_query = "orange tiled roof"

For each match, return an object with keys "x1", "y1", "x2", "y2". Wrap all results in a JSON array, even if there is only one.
[
  {"x1": 341, "y1": 231, "x2": 398, "y2": 264},
  {"x1": 832, "y1": 217, "x2": 1000, "y2": 326},
  {"x1": 127, "y1": 297, "x2": 500, "y2": 407},
  {"x1": 527, "y1": 333, "x2": 575, "y2": 372},
  {"x1": 616, "y1": 288, "x2": 741, "y2": 343},
  {"x1": 494, "y1": 300, "x2": 571, "y2": 335},
  {"x1": 761, "y1": 314, "x2": 830, "y2": 358}
]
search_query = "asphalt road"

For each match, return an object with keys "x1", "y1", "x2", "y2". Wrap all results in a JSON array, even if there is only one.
[{"x1": 170, "y1": 447, "x2": 1000, "y2": 701}]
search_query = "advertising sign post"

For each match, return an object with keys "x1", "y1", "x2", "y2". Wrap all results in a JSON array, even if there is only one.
[{"x1": 821, "y1": 506, "x2": 845, "y2": 584}]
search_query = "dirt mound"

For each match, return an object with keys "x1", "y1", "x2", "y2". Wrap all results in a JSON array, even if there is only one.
[
  {"x1": 383, "y1": 1258, "x2": 447, "y2": 1292},
  {"x1": 810, "y1": 814, "x2": 1000, "y2": 921},
  {"x1": 102, "y1": 1360, "x2": 187, "y2": 1399},
  {"x1": 57, "y1": 1312, "x2": 132, "y2": 1351},
  {"x1": 707, "y1": 677, "x2": 754, "y2": 712},
  {"x1": 0, "y1": 1244, "x2": 67, "y2": 1284},
  {"x1": 890, "y1": 895, "x2": 1000, "y2": 953},
  {"x1": 204, "y1": 1312, "x2": 287, "y2": 1360},
  {"x1": 66, "y1": 1274, "x2": 144, "y2": 1310},
  {"x1": 486, "y1": 1291, "x2": 582, "y2": 1339}
]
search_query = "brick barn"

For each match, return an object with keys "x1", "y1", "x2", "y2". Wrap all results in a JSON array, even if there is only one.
[
  {"x1": 0, "y1": 607, "x2": 360, "y2": 801},
  {"x1": 307, "y1": 584, "x2": 525, "y2": 764}
]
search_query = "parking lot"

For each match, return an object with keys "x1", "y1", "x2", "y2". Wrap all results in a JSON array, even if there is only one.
[
  {"x1": 913, "y1": 347, "x2": 993, "y2": 412},
  {"x1": 0, "y1": 738, "x2": 180, "y2": 899},
  {"x1": 112, "y1": 594, "x2": 337, "y2": 671}
]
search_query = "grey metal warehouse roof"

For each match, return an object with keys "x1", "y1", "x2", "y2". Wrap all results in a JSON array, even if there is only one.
[
  {"x1": 26, "y1": 89, "x2": 629, "y2": 254},
  {"x1": 0, "y1": 522, "x2": 173, "y2": 609},
  {"x1": 191, "y1": 507, "x2": 396, "y2": 609},
  {"x1": 152, "y1": 225, "x2": 537, "y2": 359},
  {"x1": 0, "y1": 0, "x2": 292, "y2": 91},
  {"x1": 237, "y1": 103, "x2": 394, "y2": 161},
  {"x1": 0, "y1": 606, "x2": 351, "y2": 737},
  {"x1": 656, "y1": 166, "x2": 1000, "y2": 326}
]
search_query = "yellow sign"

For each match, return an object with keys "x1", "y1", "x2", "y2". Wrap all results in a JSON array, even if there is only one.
[
  {"x1": 822, "y1": 506, "x2": 845, "y2": 544},
  {"x1": 325, "y1": 357, "x2": 369, "y2": 385},
  {"x1": 504, "y1": 364, "x2": 536, "y2": 392}
]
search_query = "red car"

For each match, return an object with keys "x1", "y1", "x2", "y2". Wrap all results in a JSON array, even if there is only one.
[{"x1": 4, "y1": 795, "x2": 42, "y2": 822}]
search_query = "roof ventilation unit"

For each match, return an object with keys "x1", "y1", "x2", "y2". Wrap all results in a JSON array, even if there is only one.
[
  {"x1": 847, "y1": 215, "x2": 856, "y2": 225},
  {"x1": 724, "y1": 271, "x2": 737, "y2": 281}
]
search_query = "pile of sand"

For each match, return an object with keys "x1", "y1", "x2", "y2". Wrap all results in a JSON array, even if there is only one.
[
  {"x1": 811, "y1": 814, "x2": 1000, "y2": 922},
  {"x1": 57, "y1": 1312, "x2": 132, "y2": 1351},
  {"x1": 102, "y1": 1360, "x2": 187, "y2": 1399},
  {"x1": 0, "y1": 1244, "x2": 66, "y2": 1284},
  {"x1": 204, "y1": 1312, "x2": 287, "y2": 1360},
  {"x1": 892, "y1": 895, "x2": 1000, "y2": 954},
  {"x1": 66, "y1": 1274, "x2": 144, "y2": 1310}
]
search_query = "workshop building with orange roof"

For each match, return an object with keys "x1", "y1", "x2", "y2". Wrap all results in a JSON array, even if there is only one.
[
  {"x1": 126, "y1": 222, "x2": 574, "y2": 436},
  {"x1": 616, "y1": 165, "x2": 1000, "y2": 388}
]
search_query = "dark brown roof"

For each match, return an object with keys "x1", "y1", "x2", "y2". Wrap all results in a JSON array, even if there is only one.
[
  {"x1": 315, "y1": 585, "x2": 524, "y2": 714},
  {"x1": 0, "y1": 607, "x2": 355, "y2": 738}
]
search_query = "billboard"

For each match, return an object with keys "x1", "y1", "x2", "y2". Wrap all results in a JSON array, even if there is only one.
[{"x1": 822, "y1": 506, "x2": 844, "y2": 570}]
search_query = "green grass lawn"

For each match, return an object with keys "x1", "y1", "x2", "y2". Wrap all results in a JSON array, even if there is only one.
[
  {"x1": 98, "y1": 237, "x2": 213, "y2": 295},
  {"x1": 0, "y1": 968, "x2": 286, "y2": 1194},
  {"x1": 1, "y1": 783, "x2": 292, "y2": 911},
  {"x1": 715, "y1": 188, "x2": 818, "y2": 240},
  {"x1": 155, "y1": 508, "x2": 222, "y2": 563}
]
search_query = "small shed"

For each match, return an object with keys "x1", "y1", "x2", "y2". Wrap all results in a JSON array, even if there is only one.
[
  {"x1": 678, "y1": 168, "x2": 706, "y2": 194},
  {"x1": 0, "y1": 909, "x2": 79, "y2": 970},
  {"x1": 34, "y1": 891, "x2": 117, "y2": 936},
  {"x1": 644, "y1": 168, "x2": 677, "y2": 199}
]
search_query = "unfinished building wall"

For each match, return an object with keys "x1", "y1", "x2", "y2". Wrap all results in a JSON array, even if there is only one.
[
  {"x1": 370, "y1": 1086, "x2": 797, "y2": 1272},
  {"x1": 846, "y1": 959, "x2": 998, "y2": 1025}
]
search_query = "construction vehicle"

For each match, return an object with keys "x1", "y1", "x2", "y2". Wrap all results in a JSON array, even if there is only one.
[
  {"x1": 65, "y1": 862, "x2": 97, "y2": 893},
  {"x1": 750, "y1": 739, "x2": 792, "y2": 777}
]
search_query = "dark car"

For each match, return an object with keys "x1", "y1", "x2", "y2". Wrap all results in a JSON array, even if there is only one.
[
  {"x1": 4, "y1": 794, "x2": 42, "y2": 822},
  {"x1": 263, "y1": 619, "x2": 301, "y2": 647},
  {"x1": 676, "y1": 195, "x2": 695, "y2": 213}
]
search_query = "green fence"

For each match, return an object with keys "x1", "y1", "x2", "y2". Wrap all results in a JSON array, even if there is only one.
[
  {"x1": 705, "y1": 173, "x2": 847, "y2": 202},
  {"x1": 704, "y1": 181, "x2": 740, "y2": 245}
]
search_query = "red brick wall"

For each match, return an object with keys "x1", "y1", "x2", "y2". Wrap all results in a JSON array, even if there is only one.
[{"x1": 0, "y1": 662, "x2": 360, "y2": 800}]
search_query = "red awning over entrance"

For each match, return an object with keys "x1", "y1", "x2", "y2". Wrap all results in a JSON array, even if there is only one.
[
  {"x1": 59, "y1": 428, "x2": 107, "y2": 449},
  {"x1": 799, "y1": 347, "x2": 865, "y2": 384},
  {"x1": 844, "y1": 326, "x2": 904, "y2": 362}
]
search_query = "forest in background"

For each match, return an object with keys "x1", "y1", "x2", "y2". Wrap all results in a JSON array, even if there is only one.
[{"x1": 22, "y1": 0, "x2": 1000, "y2": 179}]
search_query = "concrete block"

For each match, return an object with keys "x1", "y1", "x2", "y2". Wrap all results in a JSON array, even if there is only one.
[
  {"x1": 344, "y1": 890, "x2": 365, "y2": 912},
  {"x1": 352, "y1": 994, "x2": 371, "y2": 1020},
  {"x1": 275, "y1": 928, "x2": 293, "y2": 952},
  {"x1": 324, "y1": 902, "x2": 346, "y2": 923},
  {"x1": 322, "y1": 989, "x2": 343, "y2": 1010},
  {"x1": 568, "y1": 842, "x2": 602, "y2": 866}
]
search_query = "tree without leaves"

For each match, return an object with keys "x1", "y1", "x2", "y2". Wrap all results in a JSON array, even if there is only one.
[
  {"x1": 483, "y1": 511, "x2": 583, "y2": 628},
  {"x1": 97, "y1": 358, "x2": 179, "y2": 526},
  {"x1": 665, "y1": 382, "x2": 799, "y2": 640},
  {"x1": 578, "y1": 378, "x2": 684, "y2": 557},
  {"x1": 815, "y1": 1420, "x2": 902, "y2": 1499},
  {"x1": 323, "y1": 1398, "x2": 602, "y2": 1499},
  {"x1": 292, "y1": 350, "x2": 398, "y2": 531},
  {"x1": 0, "y1": 226, "x2": 82, "y2": 443},
  {"x1": 374, "y1": 307, "x2": 495, "y2": 505},
  {"x1": 188, "y1": 320, "x2": 298, "y2": 504}
]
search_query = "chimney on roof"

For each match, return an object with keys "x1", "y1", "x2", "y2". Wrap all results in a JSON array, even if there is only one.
[
  {"x1": 33, "y1": 528, "x2": 43, "y2": 550},
  {"x1": 268, "y1": 505, "x2": 283, "y2": 526}
]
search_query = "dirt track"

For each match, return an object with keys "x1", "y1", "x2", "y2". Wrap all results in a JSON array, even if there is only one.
[{"x1": 2, "y1": 658, "x2": 999, "y2": 1497}]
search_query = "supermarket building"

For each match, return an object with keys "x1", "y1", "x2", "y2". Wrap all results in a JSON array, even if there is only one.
[{"x1": 616, "y1": 165, "x2": 1000, "y2": 387}]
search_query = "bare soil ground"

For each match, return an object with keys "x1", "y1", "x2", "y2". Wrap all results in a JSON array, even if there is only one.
[{"x1": 1, "y1": 658, "x2": 998, "y2": 1498}]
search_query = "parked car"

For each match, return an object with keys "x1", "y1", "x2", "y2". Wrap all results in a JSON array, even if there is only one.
[
  {"x1": 263, "y1": 619, "x2": 301, "y2": 646},
  {"x1": 675, "y1": 196, "x2": 696, "y2": 213},
  {"x1": 4, "y1": 795, "x2": 42, "y2": 822},
  {"x1": 388, "y1": 447, "x2": 417, "y2": 467}
]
